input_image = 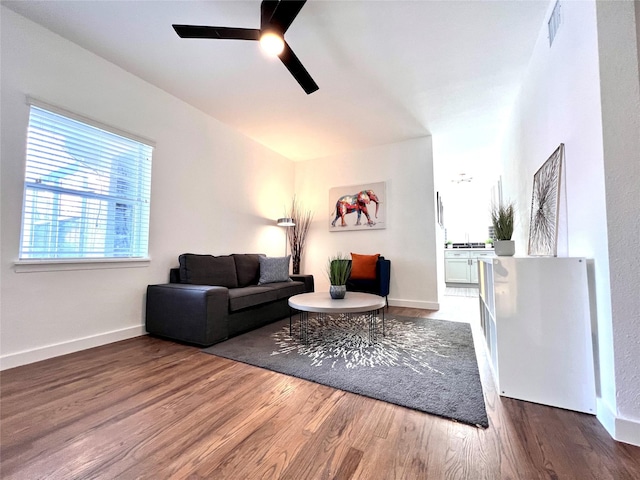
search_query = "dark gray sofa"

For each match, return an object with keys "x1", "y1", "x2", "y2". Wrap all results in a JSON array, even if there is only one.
[{"x1": 146, "y1": 253, "x2": 314, "y2": 346}]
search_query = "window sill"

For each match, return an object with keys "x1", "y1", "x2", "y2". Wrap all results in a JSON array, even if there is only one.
[{"x1": 14, "y1": 258, "x2": 151, "y2": 273}]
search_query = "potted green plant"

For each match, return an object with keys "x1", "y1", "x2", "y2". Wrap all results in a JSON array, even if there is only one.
[
  {"x1": 485, "y1": 238, "x2": 494, "y2": 248},
  {"x1": 445, "y1": 240, "x2": 453, "y2": 249},
  {"x1": 491, "y1": 201, "x2": 515, "y2": 256},
  {"x1": 326, "y1": 253, "x2": 352, "y2": 299}
]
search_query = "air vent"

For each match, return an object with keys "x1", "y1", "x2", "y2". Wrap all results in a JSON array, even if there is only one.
[{"x1": 548, "y1": 0, "x2": 562, "y2": 46}]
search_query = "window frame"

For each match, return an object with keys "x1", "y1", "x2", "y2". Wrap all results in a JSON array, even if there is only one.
[{"x1": 15, "y1": 98, "x2": 155, "y2": 270}]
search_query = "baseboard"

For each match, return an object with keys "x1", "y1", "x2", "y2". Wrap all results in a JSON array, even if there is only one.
[
  {"x1": 597, "y1": 398, "x2": 640, "y2": 446},
  {"x1": 0, "y1": 325, "x2": 146, "y2": 371},
  {"x1": 389, "y1": 298, "x2": 440, "y2": 310}
]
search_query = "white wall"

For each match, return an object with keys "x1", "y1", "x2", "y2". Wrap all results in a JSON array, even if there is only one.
[
  {"x1": 0, "y1": 8, "x2": 294, "y2": 369},
  {"x1": 294, "y1": 137, "x2": 440, "y2": 309},
  {"x1": 499, "y1": 0, "x2": 639, "y2": 445},
  {"x1": 595, "y1": 0, "x2": 640, "y2": 444}
]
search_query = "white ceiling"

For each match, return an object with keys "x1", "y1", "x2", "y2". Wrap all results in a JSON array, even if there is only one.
[{"x1": 3, "y1": 0, "x2": 548, "y2": 179}]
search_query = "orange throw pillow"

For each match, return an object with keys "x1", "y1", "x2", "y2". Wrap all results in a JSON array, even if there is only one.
[{"x1": 350, "y1": 253, "x2": 380, "y2": 280}]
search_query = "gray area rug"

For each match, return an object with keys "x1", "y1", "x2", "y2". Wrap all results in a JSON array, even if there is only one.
[{"x1": 202, "y1": 314, "x2": 488, "y2": 428}]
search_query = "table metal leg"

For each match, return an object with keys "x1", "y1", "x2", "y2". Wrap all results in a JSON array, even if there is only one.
[
  {"x1": 367, "y1": 310, "x2": 378, "y2": 344},
  {"x1": 291, "y1": 302, "x2": 385, "y2": 345},
  {"x1": 298, "y1": 310, "x2": 309, "y2": 344},
  {"x1": 374, "y1": 310, "x2": 378, "y2": 342}
]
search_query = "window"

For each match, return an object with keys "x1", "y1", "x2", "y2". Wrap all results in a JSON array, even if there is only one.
[
  {"x1": 548, "y1": 0, "x2": 561, "y2": 46},
  {"x1": 19, "y1": 102, "x2": 153, "y2": 260}
]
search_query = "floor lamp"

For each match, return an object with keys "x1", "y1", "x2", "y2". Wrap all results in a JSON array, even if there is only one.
[{"x1": 277, "y1": 217, "x2": 295, "y2": 258}]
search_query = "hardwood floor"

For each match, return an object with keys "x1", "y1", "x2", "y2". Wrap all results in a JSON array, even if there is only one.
[{"x1": 2, "y1": 301, "x2": 639, "y2": 479}]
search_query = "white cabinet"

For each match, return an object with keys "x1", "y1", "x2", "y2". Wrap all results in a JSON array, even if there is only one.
[
  {"x1": 445, "y1": 249, "x2": 494, "y2": 284},
  {"x1": 445, "y1": 251, "x2": 472, "y2": 282},
  {"x1": 478, "y1": 257, "x2": 596, "y2": 414}
]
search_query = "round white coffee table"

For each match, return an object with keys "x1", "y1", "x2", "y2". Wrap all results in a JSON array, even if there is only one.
[{"x1": 288, "y1": 292, "x2": 386, "y2": 344}]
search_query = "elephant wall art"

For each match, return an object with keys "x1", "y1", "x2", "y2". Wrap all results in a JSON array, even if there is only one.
[{"x1": 329, "y1": 182, "x2": 386, "y2": 231}]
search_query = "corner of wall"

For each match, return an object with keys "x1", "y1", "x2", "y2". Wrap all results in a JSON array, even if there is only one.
[{"x1": 597, "y1": 398, "x2": 640, "y2": 447}]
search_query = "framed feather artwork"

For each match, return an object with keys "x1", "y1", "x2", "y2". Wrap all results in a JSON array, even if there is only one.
[{"x1": 528, "y1": 144, "x2": 564, "y2": 256}]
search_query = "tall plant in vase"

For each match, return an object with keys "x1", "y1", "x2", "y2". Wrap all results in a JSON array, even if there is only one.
[
  {"x1": 326, "y1": 253, "x2": 351, "y2": 299},
  {"x1": 491, "y1": 201, "x2": 515, "y2": 256},
  {"x1": 287, "y1": 196, "x2": 313, "y2": 274}
]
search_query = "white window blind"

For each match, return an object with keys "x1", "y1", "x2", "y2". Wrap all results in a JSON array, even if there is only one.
[{"x1": 19, "y1": 104, "x2": 153, "y2": 260}]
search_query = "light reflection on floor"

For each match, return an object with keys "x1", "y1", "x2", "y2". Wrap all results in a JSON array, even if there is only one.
[{"x1": 429, "y1": 287, "x2": 479, "y2": 324}]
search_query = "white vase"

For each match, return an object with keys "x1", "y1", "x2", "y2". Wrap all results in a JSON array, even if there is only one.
[
  {"x1": 494, "y1": 240, "x2": 515, "y2": 256},
  {"x1": 329, "y1": 285, "x2": 346, "y2": 299}
]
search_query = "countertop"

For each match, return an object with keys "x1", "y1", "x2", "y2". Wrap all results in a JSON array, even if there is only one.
[{"x1": 445, "y1": 247, "x2": 494, "y2": 252}]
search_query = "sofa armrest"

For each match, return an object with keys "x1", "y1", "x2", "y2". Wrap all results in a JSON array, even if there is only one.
[
  {"x1": 146, "y1": 283, "x2": 230, "y2": 346},
  {"x1": 290, "y1": 274, "x2": 314, "y2": 292},
  {"x1": 377, "y1": 258, "x2": 391, "y2": 297}
]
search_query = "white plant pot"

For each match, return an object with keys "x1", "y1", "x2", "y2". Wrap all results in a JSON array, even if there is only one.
[{"x1": 494, "y1": 240, "x2": 515, "y2": 256}]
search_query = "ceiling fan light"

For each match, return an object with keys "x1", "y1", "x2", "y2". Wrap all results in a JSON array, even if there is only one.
[{"x1": 260, "y1": 31, "x2": 285, "y2": 56}]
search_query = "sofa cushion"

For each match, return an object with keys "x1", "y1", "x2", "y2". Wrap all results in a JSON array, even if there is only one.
[
  {"x1": 233, "y1": 254, "x2": 263, "y2": 287},
  {"x1": 347, "y1": 278, "x2": 377, "y2": 293},
  {"x1": 179, "y1": 254, "x2": 239, "y2": 288},
  {"x1": 228, "y1": 286, "x2": 279, "y2": 312},
  {"x1": 262, "y1": 280, "x2": 306, "y2": 299},
  {"x1": 258, "y1": 255, "x2": 292, "y2": 285}
]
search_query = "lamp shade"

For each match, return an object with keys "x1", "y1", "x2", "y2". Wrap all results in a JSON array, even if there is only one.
[{"x1": 277, "y1": 217, "x2": 295, "y2": 227}]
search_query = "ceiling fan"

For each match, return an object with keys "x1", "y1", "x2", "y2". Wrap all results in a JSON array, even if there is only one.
[{"x1": 173, "y1": 0, "x2": 318, "y2": 95}]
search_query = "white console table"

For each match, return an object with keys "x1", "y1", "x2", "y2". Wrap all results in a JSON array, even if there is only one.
[{"x1": 478, "y1": 257, "x2": 596, "y2": 414}]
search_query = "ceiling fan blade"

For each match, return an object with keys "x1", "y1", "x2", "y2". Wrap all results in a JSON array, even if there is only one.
[
  {"x1": 261, "y1": 0, "x2": 306, "y2": 33},
  {"x1": 260, "y1": 1, "x2": 278, "y2": 31},
  {"x1": 279, "y1": 41, "x2": 318, "y2": 95},
  {"x1": 173, "y1": 25, "x2": 260, "y2": 41}
]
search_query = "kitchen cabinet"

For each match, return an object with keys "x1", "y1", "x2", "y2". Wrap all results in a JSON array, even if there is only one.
[
  {"x1": 478, "y1": 257, "x2": 596, "y2": 414},
  {"x1": 444, "y1": 249, "x2": 494, "y2": 284}
]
